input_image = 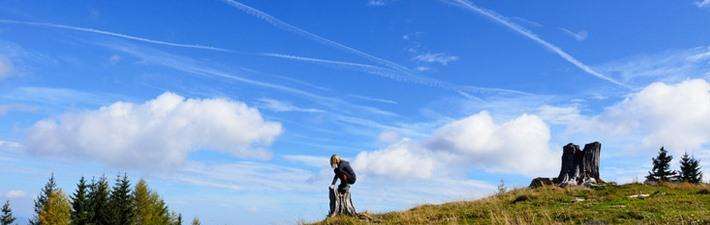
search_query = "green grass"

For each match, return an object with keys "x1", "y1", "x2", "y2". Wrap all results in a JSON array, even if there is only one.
[{"x1": 309, "y1": 183, "x2": 710, "y2": 225}]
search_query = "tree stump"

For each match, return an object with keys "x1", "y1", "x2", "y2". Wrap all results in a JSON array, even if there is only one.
[
  {"x1": 328, "y1": 187, "x2": 357, "y2": 217},
  {"x1": 533, "y1": 142, "x2": 604, "y2": 188},
  {"x1": 581, "y1": 142, "x2": 602, "y2": 183}
]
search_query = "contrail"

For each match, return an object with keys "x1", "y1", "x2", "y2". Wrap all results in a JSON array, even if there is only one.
[
  {"x1": 259, "y1": 53, "x2": 428, "y2": 84},
  {"x1": 443, "y1": 0, "x2": 630, "y2": 88},
  {"x1": 219, "y1": 0, "x2": 415, "y2": 74},
  {"x1": 259, "y1": 53, "x2": 456, "y2": 89},
  {"x1": 260, "y1": 53, "x2": 533, "y2": 100},
  {"x1": 0, "y1": 19, "x2": 233, "y2": 53}
]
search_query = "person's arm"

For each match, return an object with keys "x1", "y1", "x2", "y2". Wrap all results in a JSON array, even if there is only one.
[{"x1": 331, "y1": 174, "x2": 338, "y2": 185}]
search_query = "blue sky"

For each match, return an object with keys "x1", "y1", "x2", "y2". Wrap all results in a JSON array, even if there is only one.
[{"x1": 1, "y1": 0, "x2": 709, "y2": 224}]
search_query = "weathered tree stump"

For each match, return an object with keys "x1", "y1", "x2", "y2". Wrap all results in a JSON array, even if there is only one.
[
  {"x1": 533, "y1": 141, "x2": 604, "y2": 188},
  {"x1": 328, "y1": 187, "x2": 357, "y2": 217}
]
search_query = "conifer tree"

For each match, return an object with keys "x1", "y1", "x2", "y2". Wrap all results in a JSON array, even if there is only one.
[
  {"x1": 646, "y1": 147, "x2": 676, "y2": 182},
  {"x1": 172, "y1": 213, "x2": 182, "y2": 225},
  {"x1": 88, "y1": 176, "x2": 111, "y2": 225},
  {"x1": 70, "y1": 177, "x2": 90, "y2": 225},
  {"x1": 191, "y1": 217, "x2": 200, "y2": 225},
  {"x1": 133, "y1": 180, "x2": 172, "y2": 225},
  {"x1": 39, "y1": 191, "x2": 71, "y2": 225},
  {"x1": 30, "y1": 174, "x2": 58, "y2": 225},
  {"x1": 678, "y1": 152, "x2": 703, "y2": 184},
  {"x1": 108, "y1": 174, "x2": 134, "y2": 225},
  {"x1": 1, "y1": 200, "x2": 15, "y2": 225}
]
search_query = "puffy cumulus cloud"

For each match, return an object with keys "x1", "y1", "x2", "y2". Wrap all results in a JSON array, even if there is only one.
[
  {"x1": 541, "y1": 79, "x2": 710, "y2": 154},
  {"x1": 353, "y1": 140, "x2": 440, "y2": 179},
  {"x1": 25, "y1": 92, "x2": 282, "y2": 168},
  {"x1": 353, "y1": 112, "x2": 559, "y2": 179},
  {"x1": 427, "y1": 112, "x2": 558, "y2": 175},
  {"x1": 607, "y1": 79, "x2": 709, "y2": 151}
]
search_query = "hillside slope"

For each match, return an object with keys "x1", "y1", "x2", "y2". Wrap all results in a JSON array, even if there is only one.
[{"x1": 311, "y1": 183, "x2": 709, "y2": 225}]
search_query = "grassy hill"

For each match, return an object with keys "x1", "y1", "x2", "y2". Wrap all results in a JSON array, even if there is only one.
[{"x1": 311, "y1": 183, "x2": 709, "y2": 225}]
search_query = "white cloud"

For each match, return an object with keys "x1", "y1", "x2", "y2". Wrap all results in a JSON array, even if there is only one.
[
  {"x1": 25, "y1": 92, "x2": 283, "y2": 168},
  {"x1": 413, "y1": 53, "x2": 459, "y2": 66},
  {"x1": 427, "y1": 111, "x2": 558, "y2": 175},
  {"x1": 353, "y1": 140, "x2": 440, "y2": 179},
  {"x1": 0, "y1": 56, "x2": 12, "y2": 80},
  {"x1": 4, "y1": 190, "x2": 25, "y2": 198},
  {"x1": 367, "y1": 0, "x2": 396, "y2": 6},
  {"x1": 353, "y1": 111, "x2": 559, "y2": 179},
  {"x1": 0, "y1": 140, "x2": 22, "y2": 149},
  {"x1": 256, "y1": 98, "x2": 323, "y2": 113},
  {"x1": 0, "y1": 104, "x2": 35, "y2": 117},
  {"x1": 598, "y1": 46, "x2": 710, "y2": 86},
  {"x1": 696, "y1": 0, "x2": 710, "y2": 8},
  {"x1": 0, "y1": 19, "x2": 232, "y2": 52},
  {"x1": 559, "y1": 28, "x2": 588, "y2": 41},
  {"x1": 542, "y1": 79, "x2": 710, "y2": 154}
]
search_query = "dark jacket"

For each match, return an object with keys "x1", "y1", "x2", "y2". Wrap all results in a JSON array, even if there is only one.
[{"x1": 331, "y1": 160, "x2": 356, "y2": 185}]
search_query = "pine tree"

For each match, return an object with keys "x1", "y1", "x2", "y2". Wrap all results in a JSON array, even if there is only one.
[
  {"x1": 1, "y1": 201, "x2": 16, "y2": 225},
  {"x1": 30, "y1": 174, "x2": 58, "y2": 225},
  {"x1": 169, "y1": 212, "x2": 182, "y2": 225},
  {"x1": 645, "y1": 147, "x2": 676, "y2": 182},
  {"x1": 39, "y1": 191, "x2": 71, "y2": 225},
  {"x1": 133, "y1": 180, "x2": 172, "y2": 225},
  {"x1": 70, "y1": 177, "x2": 90, "y2": 225},
  {"x1": 190, "y1": 217, "x2": 200, "y2": 225},
  {"x1": 678, "y1": 153, "x2": 703, "y2": 184},
  {"x1": 87, "y1": 176, "x2": 111, "y2": 225},
  {"x1": 108, "y1": 174, "x2": 134, "y2": 225}
]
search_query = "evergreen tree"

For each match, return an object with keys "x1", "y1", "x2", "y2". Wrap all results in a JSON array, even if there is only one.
[
  {"x1": 30, "y1": 174, "x2": 58, "y2": 225},
  {"x1": 133, "y1": 180, "x2": 172, "y2": 225},
  {"x1": 678, "y1": 152, "x2": 703, "y2": 184},
  {"x1": 108, "y1": 174, "x2": 134, "y2": 225},
  {"x1": 70, "y1": 177, "x2": 90, "y2": 225},
  {"x1": 645, "y1": 147, "x2": 676, "y2": 182},
  {"x1": 39, "y1": 191, "x2": 71, "y2": 225},
  {"x1": 87, "y1": 176, "x2": 111, "y2": 225},
  {"x1": 171, "y1": 213, "x2": 182, "y2": 225},
  {"x1": 190, "y1": 217, "x2": 200, "y2": 225},
  {"x1": 1, "y1": 201, "x2": 15, "y2": 225}
]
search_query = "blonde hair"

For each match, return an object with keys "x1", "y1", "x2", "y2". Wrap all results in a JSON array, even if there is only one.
[{"x1": 330, "y1": 154, "x2": 341, "y2": 168}]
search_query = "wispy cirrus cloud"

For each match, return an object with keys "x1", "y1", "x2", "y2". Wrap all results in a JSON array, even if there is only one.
[
  {"x1": 218, "y1": 0, "x2": 414, "y2": 74},
  {"x1": 261, "y1": 53, "x2": 533, "y2": 100},
  {"x1": 367, "y1": 0, "x2": 397, "y2": 7},
  {"x1": 347, "y1": 94, "x2": 397, "y2": 105},
  {"x1": 256, "y1": 98, "x2": 324, "y2": 113},
  {"x1": 4, "y1": 190, "x2": 26, "y2": 199},
  {"x1": 559, "y1": 28, "x2": 588, "y2": 41},
  {"x1": 696, "y1": 0, "x2": 710, "y2": 8},
  {"x1": 598, "y1": 45, "x2": 710, "y2": 86},
  {"x1": 413, "y1": 52, "x2": 459, "y2": 65},
  {"x1": 442, "y1": 0, "x2": 628, "y2": 88},
  {"x1": 0, "y1": 56, "x2": 12, "y2": 80},
  {"x1": 0, "y1": 19, "x2": 233, "y2": 52}
]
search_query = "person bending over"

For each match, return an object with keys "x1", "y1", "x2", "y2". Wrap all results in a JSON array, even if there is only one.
[{"x1": 329, "y1": 154, "x2": 356, "y2": 194}]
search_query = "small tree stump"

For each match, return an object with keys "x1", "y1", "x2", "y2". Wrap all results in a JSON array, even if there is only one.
[{"x1": 328, "y1": 187, "x2": 357, "y2": 217}]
